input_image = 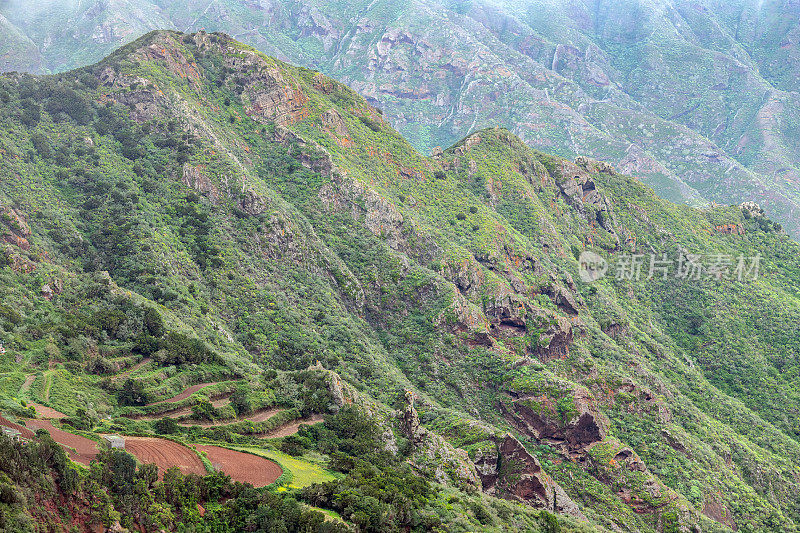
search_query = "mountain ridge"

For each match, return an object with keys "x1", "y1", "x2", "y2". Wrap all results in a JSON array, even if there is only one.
[
  {"x1": 0, "y1": 29, "x2": 797, "y2": 532},
  {"x1": 2, "y1": 0, "x2": 800, "y2": 238}
]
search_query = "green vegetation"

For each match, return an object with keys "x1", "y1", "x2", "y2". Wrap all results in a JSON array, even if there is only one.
[{"x1": 0, "y1": 29, "x2": 799, "y2": 532}]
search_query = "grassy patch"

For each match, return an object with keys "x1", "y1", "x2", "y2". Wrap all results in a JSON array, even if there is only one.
[{"x1": 231, "y1": 446, "x2": 336, "y2": 488}]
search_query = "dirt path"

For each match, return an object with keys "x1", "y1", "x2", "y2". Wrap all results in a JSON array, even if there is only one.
[
  {"x1": 42, "y1": 372, "x2": 53, "y2": 401},
  {"x1": 26, "y1": 420, "x2": 98, "y2": 465},
  {"x1": 196, "y1": 445, "x2": 282, "y2": 487},
  {"x1": 148, "y1": 382, "x2": 217, "y2": 405},
  {"x1": 29, "y1": 403, "x2": 66, "y2": 419},
  {"x1": 259, "y1": 414, "x2": 324, "y2": 439},
  {"x1": 20, "y1": 375, "x2": 35, "y2": 393},
  {"x1": 112, "y1": 357, "x2": 152, "y2": 381},
  {"x1": 178, "y1": 407, "x2": 282, "y2": 428},
  {"x1": 123, "y1": 436, "x2": 206, "y2": 476}
]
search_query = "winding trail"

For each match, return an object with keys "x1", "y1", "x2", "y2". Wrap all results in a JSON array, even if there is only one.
[{"x1": 20, "y1": 375, "x2": 35, "y2": 393}]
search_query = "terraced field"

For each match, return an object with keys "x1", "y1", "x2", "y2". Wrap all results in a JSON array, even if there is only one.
[
  {"x1": 178, "y1": 407, "x2": 282, "y2": 427},
  {"x1": 29, "y1": 403, "x2": 66, "y2": 419},
  {"x1": 135, "y1": 396, "x2": 231, "y2": 421},
  {"x1": 148, "y1": 382, "x2": 218, "y2": 405},
  {"x1": 259, "y1": 414, "x2": 324, "y2": 439},
  {"x1": 123, "y1": 437, "x2": 206, "y2": 476},
  {"x1": 26, "y1": 420, "x2": 98, "y2": 465},
  {"x1": 111, "y1": 357, "x2": 152, "y2": 381},
  {"x1": 196, "y1": 445, "x2": 282, "y2": 486}
]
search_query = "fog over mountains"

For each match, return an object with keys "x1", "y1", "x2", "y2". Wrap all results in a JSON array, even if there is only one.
[{"x1": 2, "y1": 0, "x2": 800, "y2": 236}]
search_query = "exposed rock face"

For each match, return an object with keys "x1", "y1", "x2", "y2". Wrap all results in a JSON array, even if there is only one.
[
  {"x1": 398, "y1": 391, "x2": 481, "y2": 489},
  {"x1": 504, "y1": 388, "x2": 608, "y2": 453},
  {"x1": 488, "y1": 434, "x2": 585, "y2": 519},
  {"x1": 714, "y1": 223, "x2": 745, "y2": 235},
  {"x1": 238, "y1": 189, "x2": 268, "y2": 216},
  {"x1": 1, "y1": 207, "x2": 31, "y2": 251},
  {"x1": 740, "y1": 201, "x2": 764, "y2": 218},
  {"x1": 182, "y1": 164, "x2": 220, "y2": 204},
  {"x1": 194, "y1": 32, "x2": 310, "y2": 127},
  {"x1": 531, "y1": 314, "x2": 574, "y2": 362}
]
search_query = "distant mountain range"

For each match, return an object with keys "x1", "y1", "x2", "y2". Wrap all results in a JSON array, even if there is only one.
[{"x1": 2, "y1": 0, "x2": 799, "y2": 235}]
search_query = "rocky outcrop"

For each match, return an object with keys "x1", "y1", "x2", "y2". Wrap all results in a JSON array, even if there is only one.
[
  {"x1": 531, "y1": 314, "x2": 574, "y2": 361},
  {"x1": 182, "y1": 164, "x2": 220, "y2": 204},
  {"x1": 398, "y1": 391, "x2": 481, "y2": 489},
  {"x1": 503, "y1": 387, "x2": 608, "y2": 453},
  {"x1": 194, "y1": 32, "x2": 310, "y2": 127},
  {"x1": 1, "y1": 206, "x2": 31, "y2": 251},
  {"x1": 474, "y1": 434, "x2": 586, "y2": 519},
  {"x1": 714, "y1": 223, "x2": 745, "y2": 235}
]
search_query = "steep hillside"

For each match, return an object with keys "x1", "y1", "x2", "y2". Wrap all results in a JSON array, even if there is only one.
[
  {"x1": 2, "y1": 0, "x2": 800, "y2": 239},
  {"x1": 0, "y1": 30, "x2": 799, "y2": 532}
]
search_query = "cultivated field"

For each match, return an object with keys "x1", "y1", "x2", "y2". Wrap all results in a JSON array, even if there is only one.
[
  {"x1": 196, "y1": 445, "x2": 282, "y2": 486},
  {"x1": 26, "y1": 420, "x2": 98, "y2": 465},
  {"x1": 178, "y1": 406, "x2": 281, "y2": 427},
  {"x1": 149, "y1": 382, "x2": 218, "y2": 405},
  {"x1": 259, "y1": 414, "x2": 324, "y2": 439},
  {"x1": 29, "y1": 403, "x2": 66, "y2": 419},
  {"x1": 123, "y1": 437, "x2": 206, "y2": 476}
]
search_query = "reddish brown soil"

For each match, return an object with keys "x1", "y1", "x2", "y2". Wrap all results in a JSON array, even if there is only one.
[
  {"x1": 195, "y1": 445, "x2": 282, "y2": 487},
  {"x1": 26, "y1": 420, "x2": 98, "y2": 465},
  {"x1": 0, "y1": 414, "x2": 36, "y2": 439},
  {"x1": 123, "y1": 437, "x2": 206, "y2": 476},
  {"x1": 148, "y1": 382, "x2": 217, "y2": 405},
  {"x1": 112, "y1": 357, "x2": 152, "y2": 381},
  {"x1": 259, "y1": 414, "x2": 324, "y2": 439},
  {"x1": 30, "y1": 403, "x2": 67, "y2": 419},
  {"x1": 178, "y1": 406, "x2": 281, "y2": 427},
  {"x1": 138, "y1": 396, "x2": 231, "y2": 421}
]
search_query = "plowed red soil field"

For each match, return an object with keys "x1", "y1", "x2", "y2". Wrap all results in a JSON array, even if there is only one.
[
  {"x1": 0, "y1": 414, "x2": 35, "y2": 439},
  {"x1": 196, "y1": 445, "x2": 282, "y2": 487},
  {"x1": 123, "y1": 437, "x2": 206, "y2": 476},
  {"x1": 30, "y1": 403, "x2": 66, "y2": 419},
  {"x1": 26, "y1": 420, "x2": 98, "y2": 465}
]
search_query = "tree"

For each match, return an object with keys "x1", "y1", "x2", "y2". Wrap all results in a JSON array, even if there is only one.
[
  {"x1": 118, "y1": 379, "x2": 149, "y2": 406},
  {"x1": 154, "y1": 417, "x2": 179, "y2": 435},
  {"x1": 191, "y1": 400, "x2": 217, "y2": 421},
  {"x1": 230, "y1": 386, "x2": 252, "y2": 417}
]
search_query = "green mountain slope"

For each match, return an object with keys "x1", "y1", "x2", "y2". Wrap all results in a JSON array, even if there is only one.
[
  {"x1": 0, "y1": 30, "x2": 799, "y2": 531},
  {"x1": 1, "y1": 0, "x2": 800, "y2": 239}
]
